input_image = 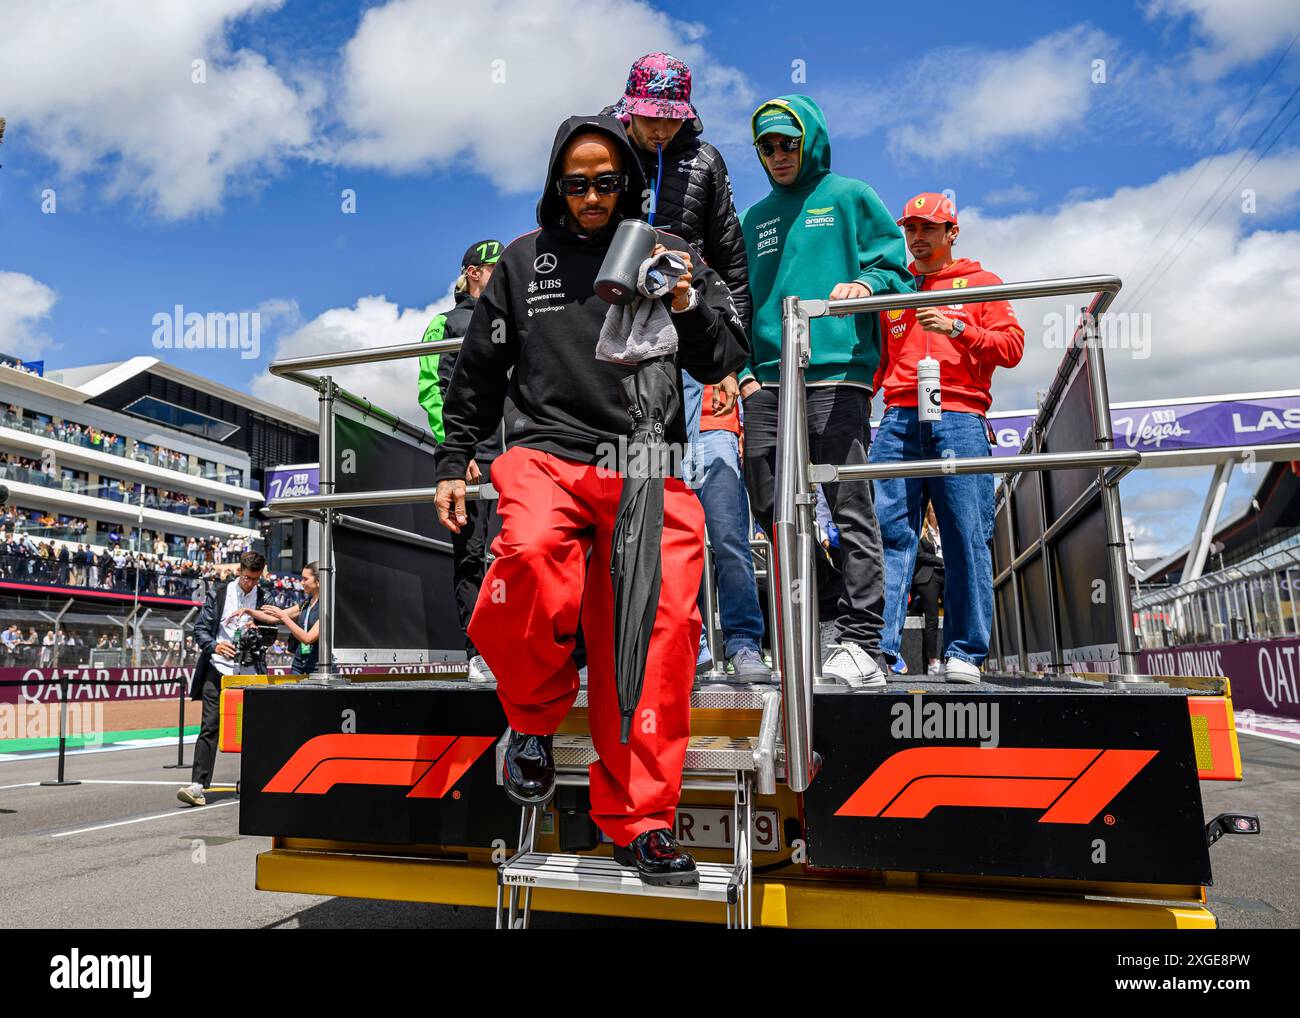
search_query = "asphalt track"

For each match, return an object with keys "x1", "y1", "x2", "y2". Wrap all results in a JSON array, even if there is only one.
[{"x1": 0, "y1": 732, "x2": 1294, "y2": 929}]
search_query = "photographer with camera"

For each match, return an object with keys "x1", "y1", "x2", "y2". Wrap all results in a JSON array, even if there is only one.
[
  {"x1": 262, "y1": 562, "x2": 320, "y2": 676},
  {"x1": 176, "y1": 551, "x2": 271, "y2": 807}
]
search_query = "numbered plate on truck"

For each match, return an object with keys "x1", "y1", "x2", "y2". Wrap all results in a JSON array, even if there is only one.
[{"x1": 675, "y1": 806, "x2": 780, "y2": 852}]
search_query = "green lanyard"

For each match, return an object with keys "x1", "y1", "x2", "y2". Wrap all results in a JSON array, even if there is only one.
[{"x1": 298, "y1": 601, "x2": 317, "y2": 655}]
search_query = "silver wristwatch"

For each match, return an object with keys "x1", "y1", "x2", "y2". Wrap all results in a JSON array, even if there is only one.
[{"x1": 949, "y1": 319, "x2": 966, "y2": 339}]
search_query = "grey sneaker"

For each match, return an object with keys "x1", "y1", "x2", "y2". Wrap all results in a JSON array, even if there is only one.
[
  {"x1": 818, "y1": 620, "x2": 841, "y2": 657},
  {"x1": 728, "y1": 646, "x2": 774, "y2": 683},
  {"x1": 466, "y1": 655, "x2": 495, "y2": 683},
  {"x1": 822, "y1": 643, "x2": 885, "y2": 688},
  {"x1": 177, "y1": 783, "x2": 206, "y2": 807}
]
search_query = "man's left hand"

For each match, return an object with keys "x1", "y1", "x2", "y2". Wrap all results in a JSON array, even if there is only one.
[
  {"x1": 830, "y1": 282, "x2": 871, "y2": 301},
  {"x1": 916, "y1": 307, "x2": 956, "y2": 336},
  {"x1": 653, "y1": 244, "x2": 695, "y2": 310},
  {"x1": 712, "y1": 374, "x2": 739, "y2": 415}
]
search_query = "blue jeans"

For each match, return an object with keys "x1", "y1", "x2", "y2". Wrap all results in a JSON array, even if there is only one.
[
  {"x1": 870, "y1": 407, "x2": 994, "y2": 665},
  {"x1": 683, "y1": 373, "x2": 764, "y2": 658}
]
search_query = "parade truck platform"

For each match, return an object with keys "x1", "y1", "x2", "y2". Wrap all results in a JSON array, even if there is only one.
[{"x1": 242, "y1": 275, "x2": 1261, "y2": 928}]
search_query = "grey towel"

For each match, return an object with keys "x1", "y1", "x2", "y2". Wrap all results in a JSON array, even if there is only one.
[{"x1": 595, "y1": 250, "x2": 688, "y2": 364}]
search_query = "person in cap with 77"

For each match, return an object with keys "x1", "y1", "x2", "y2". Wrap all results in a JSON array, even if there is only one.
[
  {"x1": 869, "y1": 193, "x2": 1024, "y2": 681},
  {"x1": 418, "y1": 238, "x2": 503, "y2": 683},
  {"x1": 738, "y1": 95, "x2": 914, "y2": 687}
]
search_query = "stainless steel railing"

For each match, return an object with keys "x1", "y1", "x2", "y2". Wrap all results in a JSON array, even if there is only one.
[
  {"x1": 771, "y1": 275, "x2": 1138, "y2": 792},
  {"x1": 268, "y1": 336, "x2": 481, "y2": 673}
]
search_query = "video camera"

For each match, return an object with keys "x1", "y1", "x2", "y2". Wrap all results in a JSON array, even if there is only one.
[{"x1": 233, "y1": 622, "x2": 280, "y2": 675}]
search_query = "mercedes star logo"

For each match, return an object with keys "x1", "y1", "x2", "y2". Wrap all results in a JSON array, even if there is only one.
[{"x1": 534, "y1": 253, "x2": 557, "y2": 274}]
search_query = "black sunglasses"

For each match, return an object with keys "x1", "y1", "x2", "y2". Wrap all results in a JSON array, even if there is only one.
[
  {"x1": 556, "y1": 173, "x2": 628, "y2": 197},
  {"x1": 755, "y1": 138, "x2": 800, "y2": 157}
]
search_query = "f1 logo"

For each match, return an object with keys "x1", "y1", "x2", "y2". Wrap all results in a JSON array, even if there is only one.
[
  {"x1": 835, "y1": 747, "x2": 1157, "y2": 823},
  {"x1": 263, "y1": 734, "x2": 495, "y2": 798}
]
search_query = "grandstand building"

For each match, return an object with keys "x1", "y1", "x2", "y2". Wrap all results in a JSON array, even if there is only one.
[{"x1": 0, "y1": 355, "x2": 317, "y2": 668}]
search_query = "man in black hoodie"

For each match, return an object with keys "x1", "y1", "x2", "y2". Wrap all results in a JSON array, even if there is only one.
[{"x1": 434, "y1": 115, "x2": 747, "y2": 886}]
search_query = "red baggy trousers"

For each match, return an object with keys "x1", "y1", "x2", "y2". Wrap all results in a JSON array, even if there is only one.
[{"x1": 469, "y1": 446, "x2": 704, "y2": 846}]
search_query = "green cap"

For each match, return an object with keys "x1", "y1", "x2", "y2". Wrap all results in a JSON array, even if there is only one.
[{"x1": 754, "y1": 104, "x2": 801, "y2": 140}]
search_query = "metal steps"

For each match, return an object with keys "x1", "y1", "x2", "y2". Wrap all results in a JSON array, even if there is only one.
[
  {"x1": 495, "y1": 688, "x2": 781, "y2": 795},
  {"x1": 501, "y1": 852, "x2": 738, "y2": 903},
  {"x1": 493, "y1": 691, "x2": 778, "y2": 928}
]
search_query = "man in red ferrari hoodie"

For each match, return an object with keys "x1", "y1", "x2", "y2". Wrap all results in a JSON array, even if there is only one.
[{"x1": 870, "y1": 193, "x2": 1024, "y2": 681}]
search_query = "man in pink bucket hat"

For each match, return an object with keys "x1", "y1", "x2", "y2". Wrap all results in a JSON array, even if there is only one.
[{"x1": 607, "y1": 53, "x2": 767, "y2": 683}]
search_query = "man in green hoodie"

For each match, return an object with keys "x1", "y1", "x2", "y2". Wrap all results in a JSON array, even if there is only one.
[{"x1": 738, "y1": 95, "x2": 913, "y2": 687}]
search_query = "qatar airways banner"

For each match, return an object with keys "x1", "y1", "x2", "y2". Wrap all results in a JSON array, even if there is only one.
[
  {"x1": 871, "y1": 392, "x2": 1300, "y2": 458},
  {"x1": 1141, "y1": 636, "x2": 1300, "y2": 722},
  {"x1": 0, "y1": 663, "x2": 466, "y2": 703},
  {"x1": 0, "y1": 667, "x2": 192, "y2": 705}
]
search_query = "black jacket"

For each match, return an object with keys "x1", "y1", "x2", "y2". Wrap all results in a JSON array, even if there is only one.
[
  {"x1": 602, "y1": 108, "x2": 751, "y2": 332},
  {"x1": 436, "y1": 294, "x2": 504, "y2": 463},
  {"x1": 433, "y1": 114, "x2": 749, "y2": 483},
  {"x1": 913, "y1": 531, "x2": 945, "y2": 589},
  {"x1": 188, "y1": 578, "x2": 269, "y2": 699}
]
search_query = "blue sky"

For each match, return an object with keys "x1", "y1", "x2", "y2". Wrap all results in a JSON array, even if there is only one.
[{"x1": 3, "y1": 0, "x2": 1300, "y2": 557}]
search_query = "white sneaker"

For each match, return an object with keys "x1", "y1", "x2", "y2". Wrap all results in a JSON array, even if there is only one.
[
  {"x1": 944, "y1": 657, "x2": 982, "y2": 683},
  {"x1": 926, "y1": 659, "x2": 944, "y2": 675},
  {"x1": 466, "y1": 655, "x2": 495, "y2": 682},
  {"x1": 821, "y1": 643, "x2": 885, "y2": 688},
  {"x1": 177, "y1": 783, "x2": 206, "y2": 807}
]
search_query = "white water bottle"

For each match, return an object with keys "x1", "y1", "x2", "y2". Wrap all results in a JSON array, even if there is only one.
[{"x1": 917, "y1": 357, "x2": 942, "y2": 422}]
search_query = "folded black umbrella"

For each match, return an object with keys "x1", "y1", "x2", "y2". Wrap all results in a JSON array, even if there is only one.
[{"x1": 610, "y1": 356, "x2": 680, "y2": 743}]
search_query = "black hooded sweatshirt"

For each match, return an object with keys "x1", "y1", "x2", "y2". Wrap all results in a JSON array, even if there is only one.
[{"x1": 433, "y1": 115, "x2": 749, "y2": 484}]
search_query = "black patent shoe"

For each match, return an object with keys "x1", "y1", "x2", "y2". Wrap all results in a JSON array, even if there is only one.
[
  {"x1": 612, "y1": 829, "x2": 699, "y2": 886},
  {"x1": 502, "y1": 731, "x2": 555, "y2": 807}
]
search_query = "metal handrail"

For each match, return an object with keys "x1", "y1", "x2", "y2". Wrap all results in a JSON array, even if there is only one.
[
  {"x1": 810, "y1": 448, "x2": 1140, "y2": 484},
  {"x1": 772, "y1": 274, "x2": 1132, "y2": 793},
  {"x1": 268, "y1": 335, "x2": 472, "y2": 671}
]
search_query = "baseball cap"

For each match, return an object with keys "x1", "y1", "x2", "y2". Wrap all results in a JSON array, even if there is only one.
[
  {"x1": 753, "y1": 104, "x2": 802, "y2": 140},
  {"x1": 461, "y1": 239, "x2": 504, "y2": 268},
  {"x1": 897, "y1": 193, "x2": 958, "y2": 226}
]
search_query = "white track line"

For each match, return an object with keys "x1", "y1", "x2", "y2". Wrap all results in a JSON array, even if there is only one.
[
  {"x1": 51, "y1": 798, "x2": 238, "y2": 838},
  {"x1": 77, "y1": 779, "x2": 198, "y2": 786},
  {"x1": 0, "y1": 781, "x2": 40, "y2": 790},
  {"x1": 1238, "y1": 728, "x2": 1300, "y2": 747},
  {"x1": 0, "y1": 735, "x2": 196, "y2": 763}
]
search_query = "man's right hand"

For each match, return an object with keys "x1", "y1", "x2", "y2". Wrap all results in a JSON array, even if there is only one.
[
  {"x1": 215, "y1": 641, "x2": 236, "y2": 659},
  {"x1": 740, "y1": 379, "x2": 762, "y2": 400},
  {"x1": 436, "y1": 479, "x2": 468, "y2": 534}
]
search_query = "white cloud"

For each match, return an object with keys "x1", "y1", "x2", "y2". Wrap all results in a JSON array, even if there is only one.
[
  {"x1": 0, "y1": 0, "x2": 322, "y2": 218},
  {"x1": 336, "y1": 0, "x2": 754, "y2": 191},
  {"x1": 962, "y1": 148, "x2": 1300, "y2": 412},
  {"x1": 882, "y1": 26, "x2": 1118, "y2": 161},
  {"x1": 0, "y1": 271, "x2": 58, "y2": 359},
  {"x1": 1147, "y1": 0, "x2": 1300, "y2": 79},
  {"x1": 250, "y1": 286, "x2": 459, "y2": 429},
  {"x1": 981, "y1": 184, "x2": 1038, "y2": 207}
]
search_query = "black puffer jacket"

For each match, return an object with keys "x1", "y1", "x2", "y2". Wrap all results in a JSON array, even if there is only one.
[{"x1": 604, "y1": 109, "x2": 751, "y2": 332}]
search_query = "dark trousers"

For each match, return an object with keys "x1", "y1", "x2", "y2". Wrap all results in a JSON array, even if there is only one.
[
  {"x1": 451, "y1": 496, "x2": 499, "y2": 656},
  {"x1": 742, "y1": 385, "x2": 886, "y2": 653},
  {"x1": 190, "y1": 663, "x2": 223, "y2": 789},
  {"x1": 911, "y1": 574, "x2": 943, "y2": 663}
]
